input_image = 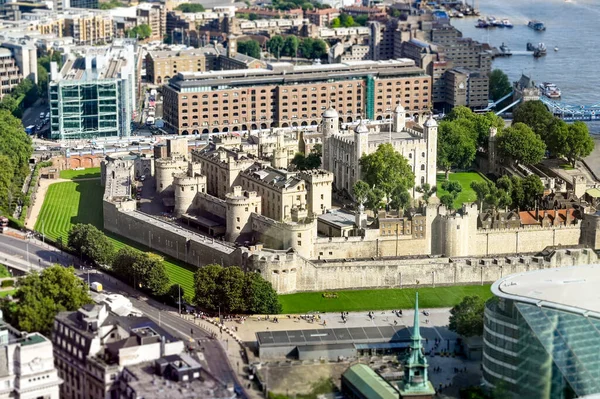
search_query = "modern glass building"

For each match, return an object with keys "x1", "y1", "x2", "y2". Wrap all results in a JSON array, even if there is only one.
[
  {"x1": 483, "y1": 264, "x2": 600, "y2": 398},
  {"x1": 49, "y1": 40, "x2": 137, "y2": 140}
]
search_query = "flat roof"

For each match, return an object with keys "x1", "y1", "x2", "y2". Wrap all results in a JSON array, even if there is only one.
[
  {"x1": 257, "y1": 325, "x2": 411, "y2": 347},
  {"x1": 318, "y1": 209, "x2": 356, "y2": 229},
  {"x1": 492, "y1": 264, "x2": 600, "y2": 317},
  {"x1": 342, "y1": 364, "x2": 399, "y2": 399}
]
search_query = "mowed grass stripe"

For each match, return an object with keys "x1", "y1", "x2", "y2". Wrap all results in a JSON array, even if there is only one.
[
  {"x1": 278, "y1": 285, "x2": 493, "y2": 314},
  {"x1": 35, "y1": 180, "x2": 195, "y2": 294},
  {"x1": 59, "y1": 167, "x2": 101, "y2": 180}
]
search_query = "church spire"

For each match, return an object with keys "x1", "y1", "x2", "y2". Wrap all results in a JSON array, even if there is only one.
[{"x1": 398, "y1": 292, "x2": 436, "y2": 398}]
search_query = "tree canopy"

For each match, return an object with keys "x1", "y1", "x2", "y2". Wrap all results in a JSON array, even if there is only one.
[
  {"x1": 488, "y1": 69, "x2": 512, "y2": 108},
  {"x1": 437, "y1": 120, "x2": 477, "y2": 178},
  {"x1": 175, "y1": 3, "x2": 205, "y2": 12},
  {"x1": 416, "y1": 183, "x2": 436, "y2": 205},
  {"x1": 68, "y1": 224, "x2": 115, "y2": 265},
  {"x1": 0, "y1": 109, "x2": 32, "y2": 213},
  {"x1": 548, "y1": 120, "x2": 594, "y2": 168},
  {"x1": 449, "y1": 295, "x2": 485, "y2": 337},
  {"x1": 111, "y1": 247, "x2": 170, "y2": 296},
  {"x1": 512, "y1": 100, "x2": 553, "y2": 139},
  {"x1": 128, "y1": 24, "x2": 152, "y2": 40},
  {"x1": 497, "y1": 123, "x2": 546, "y2": 165},
  {"x1": 193, "y1": 264, "x2": 281, "y2": 314},
  {"x1": 290, "y1": 145, "x2": 321, "y2": 170},
  {"x1": 2, "y1": 266, "x2": 92, "y2": 335},
  {"x1": 237, "y1": 39, "x2": 261, "y2": 59},
  {"x1": 359, "y1": 143, "x2": 415, "y2": 204}
]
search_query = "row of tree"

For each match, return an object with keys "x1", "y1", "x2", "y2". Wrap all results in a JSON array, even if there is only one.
[
  {"x1": 66, "y1": 223, "x2": 282, "y2": 313},
  {"x1": 0, "y1": 110, "x2": 33, "y2": 215},
  {"x1": 269, "y1": 0, "x2": 330, "y2": 11},
  {"x1": 471, "y1": 174, "x2": 544, "y2": 211},
  {"x1": 512, "y1": 100, "x2": 594, "y2": 167},
  {"x1": 67, "y1": 224, "x2": 171, "y2": 297},
  {"x1": 265, "y1": 36, "x2": 328, "y2": 60},
  {"x1": 194, "y1": 264, "x2": 281, "y2": 314}
]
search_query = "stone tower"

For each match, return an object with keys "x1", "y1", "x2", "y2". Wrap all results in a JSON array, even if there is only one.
[
  {"x1": 488, "y1": 126, "x2": 498, "y2": 175},
  {"x1": 393, "y1": 103, "x2": 406, "y2": 132},
  {"x1": 225, "y1": 186, "x2": 261, "y2": 243},
  {"x1": 423, "y1": 114, "x2": 438, "y2": 190},
  {"x1": 354, "y1": 119, "x2": 369, "y2": 168},
  {"x1": 321, "y1": 108, "x2": 339, "y2": 172},
  {"x1": 227, "y1": 34, "x2": 237, "y2": 58},
  {"x1": 397, "y1": 292, "x2": 436, "y2": 398}
]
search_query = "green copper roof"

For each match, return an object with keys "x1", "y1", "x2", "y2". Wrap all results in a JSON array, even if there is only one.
[{"x1": 343, "y1": 364, "x2": 399, "y2": 399}]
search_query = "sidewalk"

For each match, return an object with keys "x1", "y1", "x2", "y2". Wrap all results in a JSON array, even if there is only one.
[{"x1": 181, "y1": 314, "x2": 263, "y2": 399}]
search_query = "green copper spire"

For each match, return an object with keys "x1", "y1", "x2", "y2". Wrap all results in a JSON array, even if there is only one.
[{"x1": 398, "y1": 292, "x2": 436, "y2": 397}]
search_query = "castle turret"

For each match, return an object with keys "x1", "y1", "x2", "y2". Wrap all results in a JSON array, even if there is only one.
[
  {"x1": 173, "y1": 161, "x2": 206, "y2": 217},
  {"x1": 354, "y1": 119, "x2": 369, "y2": 181},
  {"x1": 155, "y1": 156, "x2": 188, "y2": 194},
  {"x1": 393, "y1": 103, "x2": 406, "y2": 132},
  {"x1": 423, "y1": 115, "x2": 438, "y2": 191},
  {"x1": 321, "y1": 108, "x2": 339, "y2": 172},
  {"x1": 488, "y1": 126, "x2": 498, "y2": 174},
  {"x1": 225, "y1": 186, "x2": 261, "y2": 243}
]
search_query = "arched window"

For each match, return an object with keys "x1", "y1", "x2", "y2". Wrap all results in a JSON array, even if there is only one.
[{"x1": 421, "y1": 164, "x2": 425, "y2": 171}]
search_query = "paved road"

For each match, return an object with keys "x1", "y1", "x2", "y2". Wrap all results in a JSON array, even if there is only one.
[{"x1": 0, "y1": 233, "x2": 241, "y2": 390}]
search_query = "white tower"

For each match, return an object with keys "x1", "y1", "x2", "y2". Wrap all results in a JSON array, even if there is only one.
[
  {"x1": 393, "y1": 104, "x2": 406, "y2": 132},
  {"x1": 321, "y1": 108, "x2": 339, "y2": 172},
  {"x1": 353, "y1": 119, "x2": 369, "y2": 191},
  {"x1": 423, "y1": 114, "x2": 438, "y2": 190}
]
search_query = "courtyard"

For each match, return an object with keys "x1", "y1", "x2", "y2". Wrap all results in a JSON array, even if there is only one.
[{"x1": 436, "y1": 171, "x2": 488, "y2": 209}]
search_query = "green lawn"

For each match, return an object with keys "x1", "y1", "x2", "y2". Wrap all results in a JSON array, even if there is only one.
[
  {"x1": 279, "y1": 285, "x2": 493, "y2": 314},
  {"x1": 34, "y1": 180, "x2": 196, "y2": 296},
  {"x1": 59, "y1": 167, "x2": 101, "y2": 180},
  {"x1": 0, "y1": 289, "x2": 16, "y2": 298},
  {"x1": 436, "y1": 171, "x2": 488, "y2": 208}
]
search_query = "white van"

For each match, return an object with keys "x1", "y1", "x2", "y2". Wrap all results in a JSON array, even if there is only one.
[{"x1": 90, "y1": 282, "x2": 103, "y2": 292}]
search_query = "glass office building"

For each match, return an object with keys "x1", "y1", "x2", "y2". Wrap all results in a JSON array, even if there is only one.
[
  {"x1": 483, "y1": 264, "x2": 600, "y2": 398},
  {"x1": 49, "y1": 40, "x2": 137, "y2": 140}
]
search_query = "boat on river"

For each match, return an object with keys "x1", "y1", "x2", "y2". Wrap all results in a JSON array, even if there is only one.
[
  {"x1": 528, "y1": 20, "x2": 546, "y2": 31},
  {"x1": 539, "y1": 82, "x2": 561, "y2": 99}
]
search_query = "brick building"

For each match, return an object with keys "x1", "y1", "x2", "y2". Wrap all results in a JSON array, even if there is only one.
[{"x1": 162, "y1": 59, "x2": 431, "y2": 135}]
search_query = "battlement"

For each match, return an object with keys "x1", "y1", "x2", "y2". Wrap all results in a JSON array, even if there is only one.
[
  {"x1": 296, "y1": 169, "x2": 334, "y2": 183},
  {"x1": 226, "y1": 186, "x2": 260, "y2": 203},
  {"x1": 155, "y1": 156, "x2": 187, "y2": 168},
  {"x1": 173, "y1": 173, "x2": 205, "y2": 186}
]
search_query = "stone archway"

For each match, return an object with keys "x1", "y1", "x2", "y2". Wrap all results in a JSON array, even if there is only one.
[
  {"x1": 301, "y1": 121, "x2": 308, "y2": 126},
  {"x1": 311, "y1": 120, "x2": 318, "y2": 126},
  {"x1": 242, "y1": 124, "x2": 248, "y2": 131},
  {"x1": 182, "y1": 130, "x2": 189, "y2": 135},
  {"x1": 202, "y1": 129, "x2": 209, "y2": 134},
  {"x1": 192, "y1": 129, "x2": 199, "y2": 135},
  {"x1": 251, "y1": 124, "x2": 257, "y2": 130},
  {"x1": 260, "y1": 123, "x2": 267, "y2": 129},
  {"x1": 223, "y1": 127, "x2": 229, "y2": 133},
  {"x1": 292, "y1": 122, "x2": 298, "y2": 127},
  {"x1": 347, "y1": 117, "x2": 353, "y2": 123},
  {"x1": 212, "y1": 128, "x2": 219, "y2": 133},
  {"x1": 376, "y1": 115, "x2": 383, "y2": 121},
  {"x1": 282, "y1": 123, "x2": 289, "y2": 127},
  {"x1": 232, "y1": 126, "x2": 239, "y2": 131}
]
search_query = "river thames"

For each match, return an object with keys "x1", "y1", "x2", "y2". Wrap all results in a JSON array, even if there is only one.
[{"x1": 451, "y1": 0, "x2": 600, "y2": 135}]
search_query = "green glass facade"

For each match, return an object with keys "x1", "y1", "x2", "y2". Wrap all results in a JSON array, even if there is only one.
[
  {"x1": 483, "y1": 297, "x2": 600, "y2": 398},
  {"x1": 50, "y1": 78, "x2": 133, "y2": 140}
]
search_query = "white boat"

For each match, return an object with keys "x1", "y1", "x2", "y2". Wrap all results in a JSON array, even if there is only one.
[
  {"x1": 501, "y1": 19, "x2": 513, "y2": 28},
  {"x1": 554, "y1": 47, "x2": 559, "y2": 51},
  {"x1": 539, "y1": 82, "x2": 562, "y2": 99}
]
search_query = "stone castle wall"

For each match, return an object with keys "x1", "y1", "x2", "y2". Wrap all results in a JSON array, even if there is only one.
[{"x1": 103, "y1": 200, "x2": 241, "y2": 267}]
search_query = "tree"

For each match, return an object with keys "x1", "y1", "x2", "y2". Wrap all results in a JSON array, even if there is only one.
[
  {"x1": 267, "y1": 35, "x2": 284, "y2": 58},
  {"x1": 546, "y1": 117, "x2": 569, "y2": 157},
  {"x1": 444, "y1": 106, "x2": 503, "y2": 149},
  {"x1": 134, "y1": 254, "x2": 170, "y2": 296},
  {"x1": 175, "y1": 3, "x2": 205, "y2": 12},
  {"x1": 311, "y1": 39, "x2": 328, "y2": 59},
  {"x1": 249, "y1": 12, "x2": 259, "y2": 21},
  {"x1": 497, "y1": 123, "x2": 546, "y2": 165},
  {"x1": 359, "y1": 143, "x2": 415, "y2": 205},
  {"x1": 390, "y1": 187, "x2": 411, "y2": 214},
  {"x1": 2, "y1": 266, "x2": 92, "y2": 335},
  {"x1": 283, "y1": 36, "x2": 299, "y2": 58},
  {"x1": 0, "y1": 155, "x2": 14, "y2": 212},
  {"x1": 488, "y1": 69, "x2": 511, "y2": 102},
  {"x1": 68, "y1": 224, "x2": 114, "y2": 265},
  {"x1": 237, "y1": 40, "x2": 261, "y2": 59},
  {"x1": 564, "y1": 121, "x2": 594, "y2": 168},
  {"x1": 331, "y1": 17, "x2": 341, "y2": 28},
  {"x1": 470, "y1": 181, "x2": 491, "y2": 210},
  {"x1": 111, "y1": 246, "x2": 140, "y2": 285},
  {"x1": 299, "y1": 37, "x2": 314, "y2": 58},
  {"x1": 512, "y1": 100, "x2": 553, "y2": 140},
  {"x1": 244, "y1": 272, "x2": 282, "y2": 314},
  {"x1": 194, "y1": 264, "x2": 222, "y2": 311},
  {"x1": 353, "y1": 180, "x2": 370, "y2": 206},
  {"x1": 128, "y1": 24, "x2": 152, "y2": 40},
  {"x1": 291, "y1": 149, "x2": 321, "y2": 170},
  {"x1": 416, "y1": 183, "x2": 436, "y2": 205},
  {"x1": 354, "y1": 15, "x2": 368, "y2": 26},
  {"x1": 440, "y1": 194, "x2": 456, "y2": 210},
  {"x1": 437, "y1": 120, "x2": 477, "y2": 178},
  {"x1": 520, "y1": 174, "x2": 544, "y2": 209},
  {"x1": 366, "y1": 187, "x2": 385, "y2": 214},
  {"x1": 449, "y1": 295, "x2": 485, "y2": 337}
]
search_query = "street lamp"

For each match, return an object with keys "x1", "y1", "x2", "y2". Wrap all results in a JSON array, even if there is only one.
[{"x1": 178, "y1": 283, "x2": 181, "y2": 315}]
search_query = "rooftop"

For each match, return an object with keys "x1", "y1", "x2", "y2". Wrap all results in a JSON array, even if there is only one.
[
  {"x1": 342, "y1": 364, "x2": 399, "y2": 399},
  {"x1": 492, "y1": 264, "x2": 600, "y2": 316},
  {"x1": 318, "y1": 209, "x2": 356, "y2": 229}
]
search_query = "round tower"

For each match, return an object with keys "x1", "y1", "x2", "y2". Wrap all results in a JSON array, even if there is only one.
[
  {"x1": 321, "y1": 108, "x2": 339, "y2": 172},
  {"x1": 225, "y1": 187, "x2": 261, "y2": 243},
  {"x1": 173, "y1": 173, "x2": 201, "y2": 217},
  {"x1": 155, "y1": 157, "x2": 186, "y2": 194}
]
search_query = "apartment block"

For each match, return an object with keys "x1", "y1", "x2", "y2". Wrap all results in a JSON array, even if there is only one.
[
  {"x1": 162, "y1": 59, "x2": 431, "y2": 135},
  {"x1": 27, "y1": 9, "x2": 114, "y2": 44},
  {"x1": 444, "y1": 67, "x2": 489, "y2": 109},
  {"x1": 305, "y1": 8, "x2": 340, "y2": 27},
  {"x1": 0, "y1": 48, "x2": 24, "y2": 99},
  {"x1": 1, "y1": 41, "x2": 38, "y2": 84},
  {"x1": 53, "y1": 304, "x2": 184, "y2": 399}
]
